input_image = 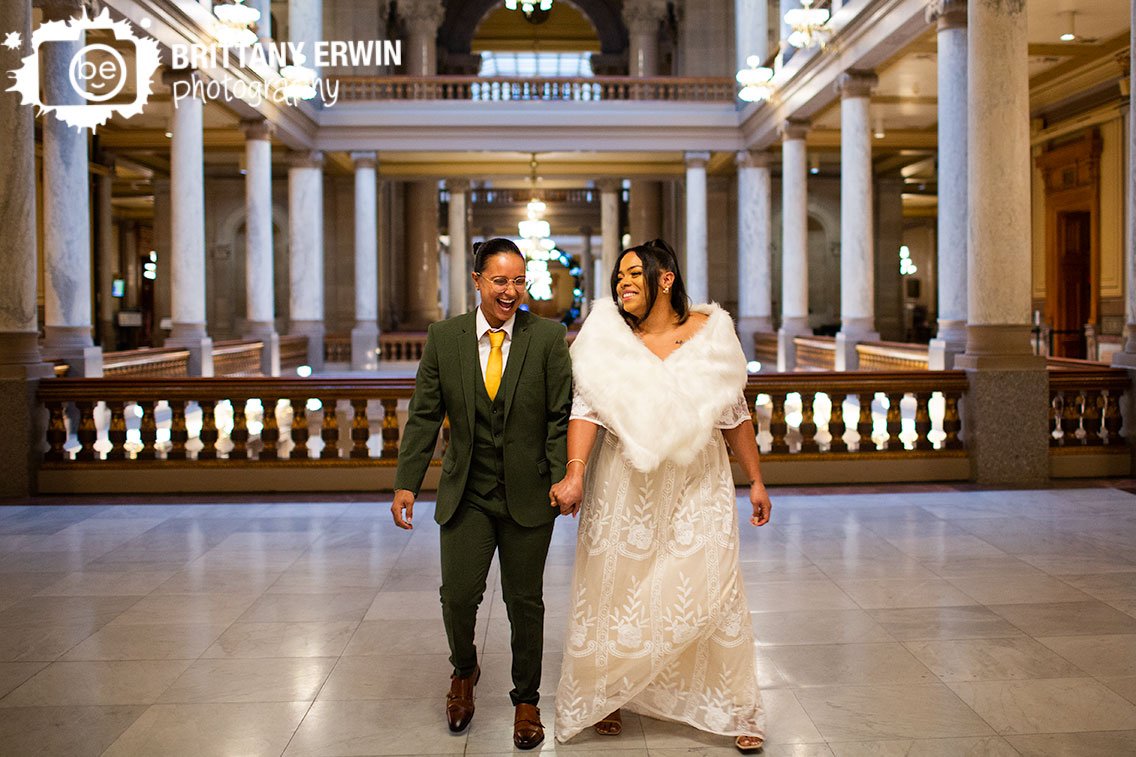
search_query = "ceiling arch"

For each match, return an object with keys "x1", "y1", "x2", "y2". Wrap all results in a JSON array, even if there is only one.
[{"x1": 439, "y1": 0, "x2": 627, "y2": 55}]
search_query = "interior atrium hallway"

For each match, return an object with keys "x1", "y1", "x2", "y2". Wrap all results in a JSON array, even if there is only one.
[{"x1": 0, "y1": 485, "x2": 1134, "y2": 755}]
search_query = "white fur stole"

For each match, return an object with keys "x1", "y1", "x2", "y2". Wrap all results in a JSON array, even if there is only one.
[{"x1": 571, "y1": 298, "x2": 747, "y2": 473}]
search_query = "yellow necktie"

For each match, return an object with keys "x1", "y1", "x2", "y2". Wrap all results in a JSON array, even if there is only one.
[{"x1": 485, "y1": 330, "x2": 505, "y2": 400}]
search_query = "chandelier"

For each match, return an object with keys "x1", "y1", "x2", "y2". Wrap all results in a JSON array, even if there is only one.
[
  {"x1": 736, "y1": 55, "x2": 775, "y2": 102},
  {"x1": 504, "y1": 0, "x2": 553, "y2": 24},
  {"x1": 784, "y1": 0, "x2": 831, "y2": 50},
  {"x1": 276, "y1": 62, "x2": 317, "y2": 101},
  {"x1": 212, "y1": 0, "x2": 260, "y2": 48}
]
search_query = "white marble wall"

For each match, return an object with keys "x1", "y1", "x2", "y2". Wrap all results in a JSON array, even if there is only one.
[{"x1": 0, "y1": 0, "x2": 37, "y2": 342}]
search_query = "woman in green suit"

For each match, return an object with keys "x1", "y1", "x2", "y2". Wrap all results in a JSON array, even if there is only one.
[{"x1": 391, "y1": 238, "x2": 572, "y2": 750}]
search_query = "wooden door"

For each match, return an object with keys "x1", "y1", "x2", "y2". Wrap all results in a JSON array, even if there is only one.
[{"x1": 1052, "y1": 210, "x2": 1092, "y2": 358}]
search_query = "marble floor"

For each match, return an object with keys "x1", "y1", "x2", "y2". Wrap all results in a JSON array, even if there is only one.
[{"x1": 0, "y1": 485, "x2": 1135, "y2": 755}]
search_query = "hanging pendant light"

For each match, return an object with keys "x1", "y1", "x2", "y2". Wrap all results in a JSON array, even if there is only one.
[
  {"x1": 504, "y1": 0, "x2": 554, "y2": 24},
  {"x1": 213, "y1": 0, "x2": 260, "y2": 48},
  {"x1": 736, "y1": 55, "x2": 775, "y2": 102},
  {"x1": 784, "y1": 0, "x2": 831, "y2": 50}
]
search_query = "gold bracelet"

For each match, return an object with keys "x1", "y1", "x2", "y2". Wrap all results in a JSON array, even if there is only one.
[{"x1": 567, "y1": 458, "x2": 586, "y2": 470}]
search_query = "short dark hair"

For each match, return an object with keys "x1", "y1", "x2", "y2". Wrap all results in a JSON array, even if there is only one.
[
  {"x1": 610, "y1": 238, "x2": 690, "y2": 329},
  {"x1": 473, "y1": 238, "x2": 525, "y2": 273}
]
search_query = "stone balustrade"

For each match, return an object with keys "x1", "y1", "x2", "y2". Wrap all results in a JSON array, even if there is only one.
[{"x1": 336, "y1": 76, "x2": 736, "y2": 103}]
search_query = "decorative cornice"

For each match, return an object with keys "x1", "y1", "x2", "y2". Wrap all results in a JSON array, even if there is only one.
[
  {"x1": 162, "y1": 67, "x2": 198, "y2": 86},
  {"x1": 780, "y1": 119, "x2": 810, "y2": 141},
  {"x1": 350, "y1": 150, "x2": 378, "y2": 169},
  {"x1": 684, "y1": 150, "x2": 711, "y2": 168},
  {"x1": 622, "y1": 0, "x2": 669, "y2": 35},
  {"x1": 36, "y1": 0, "x2": 84, "y2": 23},
  {"x1": 241, "y1": 119, "x2": 274, "y2": 141},
  {"x1": 736, "y1": 149, "x2": 772, "y2": 169},
  {"x1": 835, "y1": 70, "x2": 878, "y2": 99},
  {"x1": 925, "y1": 0, "x2": 966, "y2": 30},
  {"x1": 596, "y1": 177, "x2": 621, "y2": 193},
  {"x1": 289, "y1": 150, "x2": 324, "y2": 169},
  {"x1": 402, "y1": 0, "x2": 445, "y2": 36}
]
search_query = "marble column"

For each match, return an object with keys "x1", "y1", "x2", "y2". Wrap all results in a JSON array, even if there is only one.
[
  {"x1": 834, "y1": 71, "x2": 879, "y2": 371},
  {"x1": 0, "y1": 0, "x2": 52, "y2": 498},
  {"x1": 928, "y1": 0, "x2": 968, "y2": 369},
  {"x1": 288, "y1": 151, "x2": 326, "y2": 370},
  {"x1": 252, "y1": 0, "x2": 271, "y2": 43},
  {"x1": 403, "y1": 181, "x2": 441, "y2": 329},
  {"x1": 163, "y1": 69, "x2": 211, "y2": 376},
  {"x1": 578, "y1": 225, "x2": 594, "y2": 318},
  {"x1": 152, "y1": 180, "x2": 172, "y2": 337},
  {"x1": 41, "y1": 0, "x2": 101, "y2": 376},
  {"x1": 352, "y1": 152, "x2": 380, "y2": 370},
  {"x1": 447, "y1": 179, "x2": 470, "y2": 318},
  {"x1": 598, "y1": 179, "x2": 621, "y2": 297},
  {"x1": 778, "y1": 120, "x2": 810, "y2": 372},
  {"x1": 955, "y1": 0, "x2": 1047, "y2": 484},
  {"x1": 629, "y1": 181, "x2": 662, "y2": 246},
  {"x1": 404, "y1": 0, "x2": 444, "y2": 76},
  {"x1": 242, "y1": 119, "x2": 279, "y2": 376},
  {"x1": 1118, "y1": 0, "x2": 1136, "y2": 367},
  {"x1": 779, "y1": 0, "x2": 796, "y2": 52},
  {"x1": 736, "y1": 0, "x2": 771, "y2": 72},
  {"x1": 96, "y1": 161, "x2": 117, "y2": 348},
  {"x1": 737, "y1": 149, "x2": 774, "y2": 362},
  {"x1": 684, "y1": 151, "x2": 710, "y2": 304},
  {"x1": 288, "y1": 0, "x2": 320, "y2": 66},
  {"x1": 624, "y1": 0, "x2": 667, "y2": 242}
]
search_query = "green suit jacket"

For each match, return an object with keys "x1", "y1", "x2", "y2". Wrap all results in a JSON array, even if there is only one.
[{"x1": 393, "y1": 308, "x2": 572, "y2": 528}]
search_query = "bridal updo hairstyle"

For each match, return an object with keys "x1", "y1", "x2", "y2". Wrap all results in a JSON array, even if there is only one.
[
  {"x1": 473, "y1": 237, "x2": 525, "y2": 273},
  {"x1": 611, "y1": 238, "x2": 691, "y2": 329}
]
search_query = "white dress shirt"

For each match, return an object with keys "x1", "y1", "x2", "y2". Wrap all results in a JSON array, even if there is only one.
[{"x1": 475, "y1": 308, "x2": 515, "y2": 381}]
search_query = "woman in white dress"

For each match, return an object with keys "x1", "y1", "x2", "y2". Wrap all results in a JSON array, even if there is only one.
[{"x1": 550, "y1": 239, "x2": 771, "y2": 753}]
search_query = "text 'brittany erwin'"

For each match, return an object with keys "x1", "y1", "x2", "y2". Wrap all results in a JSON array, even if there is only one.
[{"x1": 169, "y1": 39, "x2": 403, "y2": 71}]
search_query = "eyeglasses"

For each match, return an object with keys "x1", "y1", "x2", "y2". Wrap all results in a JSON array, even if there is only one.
[{"x1": 476, "y1": 274, "x2": 527, "y2": 291}]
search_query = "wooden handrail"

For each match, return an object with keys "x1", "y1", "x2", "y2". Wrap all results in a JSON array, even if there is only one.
[{"x1": 37, "y1": 377, "x2": 418, "y2": 404}]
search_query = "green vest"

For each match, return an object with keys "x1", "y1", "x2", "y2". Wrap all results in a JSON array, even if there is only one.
[{"x1": 466, "y1": 366, "x2": 507, "y2": 499}]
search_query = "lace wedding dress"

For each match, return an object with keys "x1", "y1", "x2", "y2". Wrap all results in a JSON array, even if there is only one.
[{"x1": 554, "y1": 300, "x2": 765, "y2": 742}]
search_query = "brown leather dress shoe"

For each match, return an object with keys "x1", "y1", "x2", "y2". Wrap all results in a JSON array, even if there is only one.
[
  {"x1": 445, "y1": 665, "x2": 480, "y2": 732},
  {"x1": 513, "y1": 703, "x2": 544, "y2": 750}
]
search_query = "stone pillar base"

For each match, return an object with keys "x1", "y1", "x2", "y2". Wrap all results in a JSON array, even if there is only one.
[
  {"x1": 243, "y1": 322, "x2": 280, "y2": 377},
  {"x1": 955, "y1": 325, "x2": 1049, "y2": 484},
  {"x1": 737, "y1": 316, "x2": 773, "y2": 363},
  {"x1": 835, "y1": 329, "x2": 879, "y2": 372},
  {"x1": 928, "y1": 338, "x2": 967, "y2": 370},
  {"x1": 962, "y1": 367, "x2": 1049, "y2": 484},
  {"x1": 43, "y1": 325, "x2": 102, "y2": 376},
  {"x1": 351, "y1": 322, "x2": 380, "y2": 372},
  {"x1": 777, "y1": 318, "x2": 810, "y2": 372},
  {"x1": 42, "y1": 341, "x2": 104, "y2": 378},
  {"x1": 0, "y1": 333, "x2": 54, "y2": 498},
  {"x1": 290, "y1": 320, "x2": 325, "y2": 372},
  {"x1": 1111, "y1": 351, "x2": 1136, "y2": 369},
  {"x1": 166, "y1": 325, "x2": 213, "y2": 377}
]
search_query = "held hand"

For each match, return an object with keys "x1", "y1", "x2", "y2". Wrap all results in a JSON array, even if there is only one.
[
  {"x1": 749, "y1": 482, "x2": 772, "y2": 527},
  {"x1": 391, "y1": 489, "x2": 416, "y2": 530},
  {"x1": 549, "y1": 474, "x2": 583, "y2": 518}
]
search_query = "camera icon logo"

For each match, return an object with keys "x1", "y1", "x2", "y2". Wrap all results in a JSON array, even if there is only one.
[{"x1": 6, "y1": 8, "x2": 160, "y2": 131}]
